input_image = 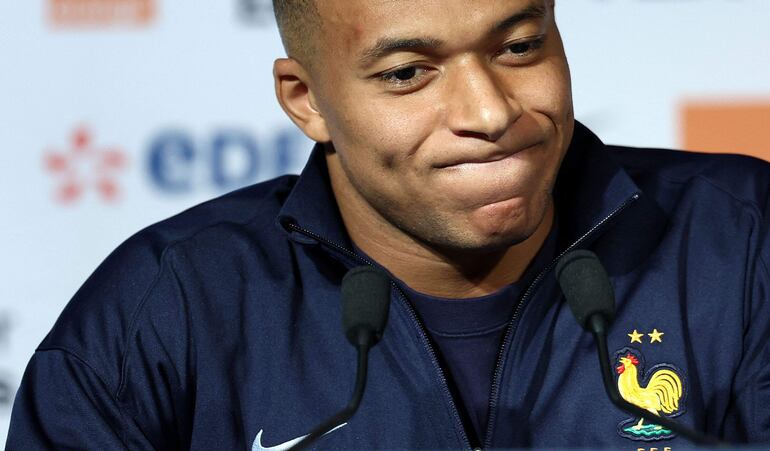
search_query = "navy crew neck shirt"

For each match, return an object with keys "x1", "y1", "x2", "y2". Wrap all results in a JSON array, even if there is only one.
[{"x1": 400, "y1": 226, "x2": 558, "y2": 444}]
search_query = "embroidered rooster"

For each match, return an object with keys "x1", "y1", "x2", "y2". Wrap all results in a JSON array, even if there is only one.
[{"x1": 616, "y1": 353, "x2": 683, "y2": 430}]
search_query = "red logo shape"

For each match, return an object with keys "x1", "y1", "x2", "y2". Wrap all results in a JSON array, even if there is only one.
[{"x1": 44, "y1": 126, "x2": 128, "y2": 204}]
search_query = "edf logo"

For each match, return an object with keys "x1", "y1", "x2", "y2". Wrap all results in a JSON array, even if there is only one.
[{"x1": 147, "y1": 127, "x2": 309, "y2": 193}]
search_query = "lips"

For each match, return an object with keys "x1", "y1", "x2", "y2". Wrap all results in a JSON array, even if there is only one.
[{"x1": 432, "y1": 140, "x2": 542, "y2": 169}]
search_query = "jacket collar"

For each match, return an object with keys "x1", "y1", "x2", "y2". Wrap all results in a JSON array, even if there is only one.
[
  {"x1": 276, "y1": 145, "x2": 354, "y2": 249},
  {"x1": 553, "y1": 121, "x2": 642, "y2": 250},
  {"x1": 277, "y1": 121, "x2": 646, "y2": 254}
]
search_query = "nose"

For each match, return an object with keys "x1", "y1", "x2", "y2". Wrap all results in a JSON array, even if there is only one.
[{"x1": 445, "y1": 58, "x2": 521, "y2": 142}]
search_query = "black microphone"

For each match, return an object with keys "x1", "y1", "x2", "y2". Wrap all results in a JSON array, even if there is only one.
[
  {"x1": 290, "y1": 266, "x2": 391, "y2": 450},
  {"x1": 555, "y1": 250, "x2": 724, "y2": 447}
]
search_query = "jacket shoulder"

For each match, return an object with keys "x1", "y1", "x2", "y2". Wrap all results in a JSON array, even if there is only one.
[
  {"x1": 38, "y1": 175, "x2": 299, "y2": 391},
  {"x1": 608, "y1": 145, "x2": 770, "y2": 212}
]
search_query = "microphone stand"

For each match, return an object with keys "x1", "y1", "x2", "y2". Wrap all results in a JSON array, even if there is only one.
[
  {"x1": 289, "y1": 330, "x2": 372, "y2": 451},
  {"x1": 588, "y1": 314, "x2": 724, "y2": 447}
]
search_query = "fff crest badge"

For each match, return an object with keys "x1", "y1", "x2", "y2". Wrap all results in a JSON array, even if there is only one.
[{"x1": 613, "y1": 344, "x2": 687, "y2": 442}]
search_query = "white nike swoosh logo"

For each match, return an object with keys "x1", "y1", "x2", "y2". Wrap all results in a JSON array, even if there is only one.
[{"x1": 252, "y1": 423, "x2": 347, "y2": 451}]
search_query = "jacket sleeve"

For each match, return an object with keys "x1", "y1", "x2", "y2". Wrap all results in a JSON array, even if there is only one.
[
  {"x1": 5, "y1": 349, "x2": 143, "y2": 450},
  {"x1": 725, "y1": 196, "x2": 770, "y2": 442},
  {"x1": 5, "y1": 226, "x2": 197, "y2": 450}
]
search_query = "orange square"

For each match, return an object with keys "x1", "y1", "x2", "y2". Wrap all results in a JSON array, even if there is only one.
[
  {"x1": 50, "y1": 0, "x2": 155, "y2": 27},
  {"x1": 680, "y1": 101, "x2": 770, "y2": 162}
]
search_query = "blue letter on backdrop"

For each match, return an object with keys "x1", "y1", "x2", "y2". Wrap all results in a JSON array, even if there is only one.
[
  {"x1": 211, "y1": 130, "x2": 259, "y2": 189},
  {"x1": 148, "y1": 131, "x2": 196, "y2": 193}
]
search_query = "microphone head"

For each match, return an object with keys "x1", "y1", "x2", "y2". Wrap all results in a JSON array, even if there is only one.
[
  {"x1": 341, "y1": 266, "x2": 391, "y2": 347},
  {"x1": 555, "y1": 250, "x2": 616, "y2": 330}
]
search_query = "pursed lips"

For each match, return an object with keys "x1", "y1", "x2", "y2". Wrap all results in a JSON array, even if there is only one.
[{"x1": 432, "y1": 140, "x2": 542, "y2": 169}]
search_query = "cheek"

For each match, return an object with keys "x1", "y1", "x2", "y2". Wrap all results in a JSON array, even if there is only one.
[
  {"x1": 516, "y1": 59, "x2": 573, "y2": 122},
  {"x1": 331, "y1": 94, "x2": 440, "y2": 173}
]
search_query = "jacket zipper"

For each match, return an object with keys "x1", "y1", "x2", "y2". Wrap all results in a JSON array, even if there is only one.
[
  {"x1": 286, "y1": 223, "x2": 474, "y2": 450},
  {"x1": 482, "y1": 192, "x2": 640, "y2": 449}
]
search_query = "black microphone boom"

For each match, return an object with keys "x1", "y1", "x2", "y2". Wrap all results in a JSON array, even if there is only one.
[
  {"x1": 290, "y1": 266, "x2": 391, "y2": 451},
  {"x1": 556, "y1": 250, "x2": 723, "y2": 447}
]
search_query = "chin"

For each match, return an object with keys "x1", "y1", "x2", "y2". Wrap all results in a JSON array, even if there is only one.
[
  {"x1": 426, "y1": 231, "x2": 532, "y2": 257},
  {"x1": 393, "y1": 192, "x2": 551, "y2": 254},
  {"x1": 473, "y1": 225, "x2": 536, "y2": 250},
  {"x1": 473, "y1": 196, "x2": 536, "y2": 230},
  {"x1": 424, "y1": 216, "x2": 538, "y2": 254}
]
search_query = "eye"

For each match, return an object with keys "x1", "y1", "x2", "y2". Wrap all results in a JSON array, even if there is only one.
[
  {"x1": 508, "y1": 41, "x2": 537, "y2": 55},
  {"x1": 499, "y1": 36, "x2": 546, "y2": 63},
  {"x1": 390, "y1": 67, "x2": 418, "y2": 81},
  {"x1": 378, "y1": 66, "x2": 431, "y2": 92}
]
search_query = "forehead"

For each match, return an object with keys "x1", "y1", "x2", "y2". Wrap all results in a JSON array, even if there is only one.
[{"x1": 315, "y1": 0, "x2": 549, "y2": 56}]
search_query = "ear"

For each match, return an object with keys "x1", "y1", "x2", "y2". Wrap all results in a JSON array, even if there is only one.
[{"x1": 273, "y1": 58, "x2": 331, "y2": 143}]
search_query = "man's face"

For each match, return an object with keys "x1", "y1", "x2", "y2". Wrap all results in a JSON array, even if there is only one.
[{"x1": 310, "y1": 0, "x2": 573, "y2": 252}]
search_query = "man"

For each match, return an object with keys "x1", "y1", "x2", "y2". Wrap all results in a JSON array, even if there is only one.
[{"x1": 7, "y1": 0, "x2": 770, "y2": 449}]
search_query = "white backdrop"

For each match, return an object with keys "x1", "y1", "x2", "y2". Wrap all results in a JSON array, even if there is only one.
[{"x1": 2, "y1": 0, "x2": 769, "y2": 445}]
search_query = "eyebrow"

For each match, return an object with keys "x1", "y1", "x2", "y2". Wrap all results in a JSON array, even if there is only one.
[
  {"x1": 358, "y1": 2, "x2": 548, "y2": 66},
  {"x1": 359, "y1": 37, "x2": 445, "y2": 66},
  {"x1": 492, "y1": 3, "x2": 547, "y2": 34}
]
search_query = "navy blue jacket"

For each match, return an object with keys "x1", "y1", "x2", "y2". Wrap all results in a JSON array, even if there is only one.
[{"x1": 7, "y1": 122, "x2": 770, "y2": 449}]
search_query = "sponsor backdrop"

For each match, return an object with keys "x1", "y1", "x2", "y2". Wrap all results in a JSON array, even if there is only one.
[{"x1": 1, "y1": 0, "x2": 768, "y2": 444}]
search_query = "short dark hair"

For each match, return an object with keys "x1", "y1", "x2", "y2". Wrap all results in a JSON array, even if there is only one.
[{"x1": 272, "y1": 0, "x2": 320, "y2": 66}]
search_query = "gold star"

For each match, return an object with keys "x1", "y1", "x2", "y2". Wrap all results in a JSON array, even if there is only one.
[
  {"x1": 648, "y1": 329, "x2": 664, "y2": 343},
  {"x1": 628, "y1": 329, "x2": 644, "y2": 344}
]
